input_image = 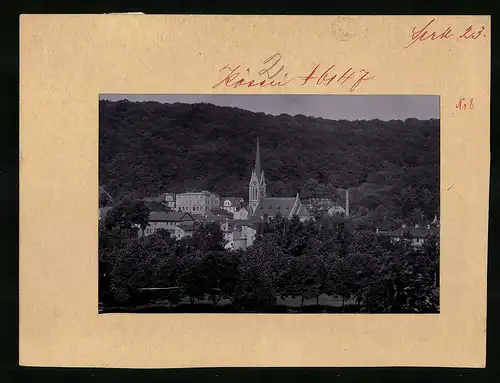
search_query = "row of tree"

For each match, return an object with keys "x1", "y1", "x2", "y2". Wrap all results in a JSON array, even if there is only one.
[{"x1": 99, "y1": 204, "x2": 439, "y2": 313}]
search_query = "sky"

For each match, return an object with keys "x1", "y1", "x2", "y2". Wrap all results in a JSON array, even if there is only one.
[{"x1": 99, "y1": 94, "x2": 439, "y2": 121}]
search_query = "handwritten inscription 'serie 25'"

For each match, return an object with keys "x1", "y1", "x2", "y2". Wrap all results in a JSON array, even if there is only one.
[{"x1": 212, "y1": 53, "x2": 375, "y2": 92}]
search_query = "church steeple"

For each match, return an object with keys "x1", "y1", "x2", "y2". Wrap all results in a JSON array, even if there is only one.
[
  {"x1": 249, "y1": 136, "x2": 266, "y2": 214},
  {"x1": 254, "y1": 136, "x2": 261, "y2": 177}
]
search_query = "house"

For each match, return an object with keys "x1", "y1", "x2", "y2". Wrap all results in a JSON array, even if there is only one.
[
  {"x1": 160, "y1": 192, "x2": 176, "y2": 209},
  {"x1": 175, "y1": 191, "x2": 220, "y2": 214},
  {"x1": 140, "y1": 192, "x2": 176, "y2": 210},
  {"x1": 233, "y1": 206, "x2": 249, "y2": 220},
  {"x1": 220, "y1": 197, "x2": 244, "y2": 213},
  {"x1": 387, "y1": 223, "x2": 439, "y2": 249},
  {"x1": 220, "y1": 220, "x2": 237, "y2": 249},
  {"x1": 173, "y1": 222, "x2": 197, "y2": 239},
  {"x1": 142, "y1": 211, "x2": 197, "y2": 239},
  {"x1": 204, "y1": 208, "x2": 234, "y2": 222},
  {"x1": 221, "y1": 220, "x2": 257, "y2": 250},
  {"x1": 328, "y1": 205, "x2": 346, "y2": 215},
  {"x1": 304, "y1": 191, "x2": 350, "y2": 218}
]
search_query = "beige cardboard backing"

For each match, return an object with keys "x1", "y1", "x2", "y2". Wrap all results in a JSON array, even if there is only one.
[{"x1": 19, "y1": 15, "x2": 490, "y2": 368}]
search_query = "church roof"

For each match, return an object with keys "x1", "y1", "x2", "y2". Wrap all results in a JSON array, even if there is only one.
[{"x1": 253, "y1": 197, "x2": 299, "y2": 218}]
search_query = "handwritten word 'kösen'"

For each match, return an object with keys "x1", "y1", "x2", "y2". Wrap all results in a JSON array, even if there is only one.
[
  {"x1": 404, "y1": 19, "x2": 487, "y2": 48},
  {"x1": 212, "y1": 53, "x2": 375, "y2": 92}
]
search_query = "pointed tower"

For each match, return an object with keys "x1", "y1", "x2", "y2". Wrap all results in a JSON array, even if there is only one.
[{"x1": 249, "y1": 136, "x2": 266, "y2": 214}]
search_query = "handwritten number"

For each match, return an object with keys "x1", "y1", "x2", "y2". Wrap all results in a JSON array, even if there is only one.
[
  {"x1": 258, "y1": 53, "x2": 284, "y2": 79},
  {"x1": 456, "y1": 97, "x2": 474, "y2": 111}
]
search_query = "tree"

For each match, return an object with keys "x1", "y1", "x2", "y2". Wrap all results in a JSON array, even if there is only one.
[
  {"x1": 201, "y1": 251, "x2": 240, "y2": 307},
  {"x1": 191, "y1": 223, "x2": 226, "y2": 252},
  {"x1": 422, "y1": 233, "x2": 440, "y2": 288},
  {"x1": 234, "y1": 235, "x2": 289, "y2": 311},
  {"x1": 104, "y1": 200, "x2": 150, "y2": 234},
  {"x1": 282, "y1": 254, "x2": 324, "y2": 310},
  {"x1": 325, "y1": 256, "x2": 356, "y2": 310},
  {"x1": 179, "y1": 252, "x2": 206, "y2": 304},
  {"x1": 300, "y1": 178, "x2": 320, "y2": 199}
]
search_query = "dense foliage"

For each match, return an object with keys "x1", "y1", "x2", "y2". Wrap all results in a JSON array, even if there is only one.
[
  {"x1": 99, "y1": 202, "x2": 439, "y2": 313},
  {"x1": 99, "y1": 100, "x2": 439, "y2": 229}
]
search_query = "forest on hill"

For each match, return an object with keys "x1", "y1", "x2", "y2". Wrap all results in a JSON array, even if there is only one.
[{"x1": 99, "y1": 99, "x2": 440, "y2": 229}]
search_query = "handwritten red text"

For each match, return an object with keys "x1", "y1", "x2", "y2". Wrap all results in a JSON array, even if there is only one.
[
  {"x1": 213, "y1": 53, "x2": 375, "y2": 92},
  {"x1": 456, "y1": 97, "x2": 474, "y2": 111},
  {"x1": 405, "y1": 19, "x2": 487, "y2": 48}
]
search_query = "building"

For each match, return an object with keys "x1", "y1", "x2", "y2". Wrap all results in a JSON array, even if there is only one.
[
  {"x1": 248, "y1": 137, "x2": 266, "y2": 214},
  {"x1": 220, "y1": 197, "x2": 244, "y2": 213},
  {"x1": 175, "y1": 191, "x2": 220, "y2": 214},
  {"x1": 233, "y1": 206, "x2": 249, "y2": 220},
  {"x1": 204, "y1": 208, "x2": 233, "y2": 222},
  {"x1": 142, "y1": 211, "x2": 197, "y2": 239},
  {"x1": 385, "y1": 223, "x2": 439, "y2": 249},
  {"x1": 161, "y1": 192, "x2": 176, "y2": 209},
  {"x1": 141, "y1": 192, "x2": 176, "y2": 210},
  {"x1": 304, "y1": 197, "x2": 348, "y2": 217},
  {"x1": 253, "y1": 193, "x2": 311, "y2": 222},
  {"x1": 221, "y1": 220, "x2": 257, "y2": 250},
  {"x1": 247, "y1": 138, "x2": 311, "y2": 222},
  {"x1": 231, "y1": 224, "x2": 257, "y2": 250}
]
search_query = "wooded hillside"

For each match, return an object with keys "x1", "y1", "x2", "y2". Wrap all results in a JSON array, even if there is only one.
[{"x1": 99, "y1": 100, "x2": 439, "y2": 227}]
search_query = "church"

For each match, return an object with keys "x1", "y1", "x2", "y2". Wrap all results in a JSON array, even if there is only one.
[{"x1": 247, "y1": 137, "x2": 311, "y2": 222}]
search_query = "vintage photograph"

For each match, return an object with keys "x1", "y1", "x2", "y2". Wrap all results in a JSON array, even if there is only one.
[{"x1": 98, "y1": 94, "x2": 440, "y2": 314}]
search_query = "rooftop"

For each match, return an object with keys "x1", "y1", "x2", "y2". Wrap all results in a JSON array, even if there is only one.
[
  {"x1": 254, "y1": 197, "x2": 300, "y2": 218},
  {"x1": 220, "y1": 197, "x2": 244, "y2": 205},
  {"x1": 389, "y1": 226, "x2": 439, "y2": 239},
  {"x1": 148, "y1": 211, "x2": 195, "y2": 222}
]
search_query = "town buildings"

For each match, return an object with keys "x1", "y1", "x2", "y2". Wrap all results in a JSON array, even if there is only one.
[
  {"x1": 233, "y1": 206, "x2": 249, "y2": 220},
  {"x1": 221, "y1": 219, "x2": 257, "y2": 250},
  {"x1": 376, "y1": 218, "x2": 440, "y2": 249},
  {"x1": 220, "y1": 197, "x2": 244, "y2": 213},
  {"x1": 142, "y1": 211, "x2": 197, "y2": 239},
  {"x1": 175, "y1": 191, "x2": 220, "y2": 214}
]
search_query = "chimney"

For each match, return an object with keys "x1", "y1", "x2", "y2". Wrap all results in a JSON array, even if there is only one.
[{"x1": 345, "y1": 189, "x2": 349, "y2": 217}]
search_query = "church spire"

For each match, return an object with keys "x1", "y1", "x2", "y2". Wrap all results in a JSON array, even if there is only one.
[{"x1": 254, "y1": 136, "x2": 261, "y2": 177}]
